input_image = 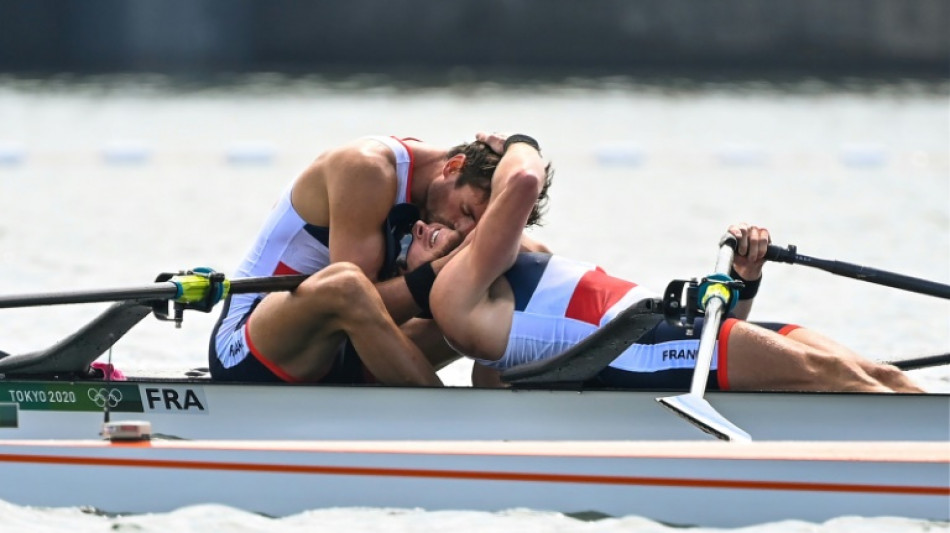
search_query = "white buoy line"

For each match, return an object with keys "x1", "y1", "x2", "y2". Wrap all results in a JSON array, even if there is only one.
[
  {"x1": 0, "y1": 140, "x2": 924, "y2": 170},
  {"x1": 589, "y1": 141, "x2": 900, "y2": 169},
  {"x1": 0, "y1": 141, "x2": 26, "y2": 165},
  {"x1": 0, "y1": 140, "x2": 280, "y2": 167}
]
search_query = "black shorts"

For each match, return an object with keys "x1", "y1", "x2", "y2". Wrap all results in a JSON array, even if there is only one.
[
  {"x1": 210, "y1": 295, "x2": 375, "y2": 385},
  {"x1": 591, "y1": 318, "x2": 793, "y2": 391},
  {"x1": 209, "y1": 340, "x2": 374, "y2": 385}
]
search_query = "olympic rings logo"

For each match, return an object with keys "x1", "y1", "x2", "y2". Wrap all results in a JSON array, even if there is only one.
[{"x1": 88, "y1": 388, "x2": 123, "y2": 408}]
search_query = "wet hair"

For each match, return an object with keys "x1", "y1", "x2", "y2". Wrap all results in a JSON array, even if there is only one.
[{"x1": 446, "y1": 141, "x2": 553, "y2": 227}]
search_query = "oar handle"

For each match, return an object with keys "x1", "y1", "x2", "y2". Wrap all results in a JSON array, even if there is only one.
[{"x1": 765, "y1": 244, "x2": 950, "y2": 300}]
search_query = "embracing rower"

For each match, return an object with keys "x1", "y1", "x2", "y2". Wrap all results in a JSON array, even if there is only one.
[
  {"x1": 412, "y1": 132, "x2": 924, "y2": 393},
  {"x1": 208, "y1": 135, "x2": 549, "y2": 386}
]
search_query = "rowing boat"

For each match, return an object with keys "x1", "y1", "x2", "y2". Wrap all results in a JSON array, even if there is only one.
[
  {"x1": 0, "y1": 297, "x2": 946, "y2": 443},
  {"x1": 2, "y1": 374, "x2": 949, "y2": 442},
  {"x1": 0, "y1": 438, "x2": 945, "y2": 527},
  {"x1": 0, "y1": 242, "x2": 946, "y2": 525},
  {"x1": 0, "y1": 300, "x2": 945, "y2": 526}
]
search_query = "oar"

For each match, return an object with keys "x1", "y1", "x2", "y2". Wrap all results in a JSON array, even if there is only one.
[
  {"x1": 765, "y1": 244, "x2": 950, "y2": 300},
  {"x1": 657, "y1": 234, "x2": 752, "y2": 442},
  {"x1": 887, "y1": 353, "x2": 950, "y2": 371},
  {"x1": 0, "y1": 273, "x2": 309, "y2": 309}
]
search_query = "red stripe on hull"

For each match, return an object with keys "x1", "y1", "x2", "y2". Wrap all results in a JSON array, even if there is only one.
[{"x1": 0, "y1": 453, "x2": 944, "y2": 496}]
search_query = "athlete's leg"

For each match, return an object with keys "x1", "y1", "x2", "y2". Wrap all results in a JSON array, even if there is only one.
[
  {"x1": 724, "y1": 321, "x2": 906, "y2": 392},
  {"x1": 784, "y1": 328, "x2": 924, "y2": 393},
  {"x1": 401, "y1": 318, "x2": 463, "y2": 370},
  {"x1": 248, "y1": 262, "x2": 441, "y2": 386}
]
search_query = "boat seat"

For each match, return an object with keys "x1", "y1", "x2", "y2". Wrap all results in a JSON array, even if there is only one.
[
  {"x1": 502, "y1": 299, "x2": 663, "y2": 387},
  {"x1": 0, "y1": 300, "x2": 153, "y2": 377}
]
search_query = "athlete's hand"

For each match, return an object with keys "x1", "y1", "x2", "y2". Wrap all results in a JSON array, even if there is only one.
[
  {"x1": 475, "y1": 131, "x2": 509, "y2": 155},
  {"x1": 728, "y1": 223, "x2": 770, "y2": 281}
]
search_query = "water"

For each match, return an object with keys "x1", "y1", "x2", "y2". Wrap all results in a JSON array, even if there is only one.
[
  {"x1": 1, "y1": 501, "x2": 946, "y2": 533},
  {"x1": 0, "y1": 502, "x2": 946, "y2": 533},
  {"x1": 0, "y1": 75, "x2": 947, "y2": 531}
]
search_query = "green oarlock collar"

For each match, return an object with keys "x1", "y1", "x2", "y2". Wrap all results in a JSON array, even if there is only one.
[
  {"x1": 169, "y1": 268, "x2": 230, "y2": 311},
  {"x1": 696, "y1": 273, "x2": 739, "y2": 313}
]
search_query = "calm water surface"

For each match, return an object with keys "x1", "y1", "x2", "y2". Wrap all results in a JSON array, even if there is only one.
[{"x1": 0, "y1": 75, "x2": 947, "y2": 531}]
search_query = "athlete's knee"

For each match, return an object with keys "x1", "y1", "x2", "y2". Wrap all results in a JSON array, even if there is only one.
[
  {"x1": 327, "y1": 264, "x2": 391, "y2": 323},
  {"x1": 297, "y1": 263, "x2": 376, "y2": 310},
  {"x1": 866, "y1": 362, "x2": 906, "y2": 385},
  {"x1": 804, "y1": 348, "x2": 893, "y2": 391},
  {"x1": 327, "y1": 262, "x2": 373, "y2": 294}
]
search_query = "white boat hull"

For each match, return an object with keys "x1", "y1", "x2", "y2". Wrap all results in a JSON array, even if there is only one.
[
  {"x1": 0, "y1": 439, "x2": 945, "y2": 527},
  {"x1": 0, "y1": 378, "x2": 948, "y2": 442}
]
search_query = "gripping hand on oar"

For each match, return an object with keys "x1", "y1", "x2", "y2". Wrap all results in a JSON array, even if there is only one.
[
  {"x1": 725, "y1": 223, "x2": 771, "y2": 320},
  {"x1": 727, "y1": 223, "x2": 770, "y2": 282}
]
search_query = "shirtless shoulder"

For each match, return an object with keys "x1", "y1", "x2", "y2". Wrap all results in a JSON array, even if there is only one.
[{"x1": 292, "y1": 139, "x2": 399, "y2": 227}]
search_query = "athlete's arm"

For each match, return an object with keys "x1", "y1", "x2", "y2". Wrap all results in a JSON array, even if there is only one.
[
  {"x1": 312, "y1": 144, "x2": 426, "y2": 324},
  {"x1": 464, "y1": 142, "x2": 547, "y2": 285},
  {"x1": 429, "y1": 142, "x2": 547, "y2": 356},
  {"x1": 520, "y1": 234, "x2": 550, "y2": 253}
]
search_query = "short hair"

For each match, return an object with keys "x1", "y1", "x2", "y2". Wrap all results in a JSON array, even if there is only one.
[{"x1": 447, "y1": 141, "x2": 553, "y2": 227}]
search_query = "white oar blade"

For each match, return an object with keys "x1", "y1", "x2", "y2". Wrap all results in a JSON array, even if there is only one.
[{"x1": 657, "y1": 393, "x2": 752, "y2": 442}]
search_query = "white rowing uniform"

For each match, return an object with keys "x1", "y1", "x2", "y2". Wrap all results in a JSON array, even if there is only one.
[
  {"x1": 211, "y1": 135, "x2": 416, "y2": 371},
  {"x1": 472, "y1": 253, "x2": 658, "y2": 370},
  {"x1": 473, "y1": 253, "x2": 800, "y2": 391}
]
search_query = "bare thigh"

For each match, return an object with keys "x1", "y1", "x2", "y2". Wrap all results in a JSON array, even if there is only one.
[
  {"x1": 247, "y1": 266, "x2": 357, "y2": 380},
  {"x1": 785, "y1": 328, "x2": 923, "y2": 392},
  {"x1": 724, "y1": 321, "x2": 888, "y2": 392}
]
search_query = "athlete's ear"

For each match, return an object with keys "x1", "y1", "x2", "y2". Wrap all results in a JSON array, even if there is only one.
[{"x1": 442, "y1": 153, "x2": 466, "y2": 177}]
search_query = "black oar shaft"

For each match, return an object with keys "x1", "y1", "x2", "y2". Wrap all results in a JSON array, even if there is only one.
[
  {"x1": 0, "y1": 274, "x2": 309, "y2": 310},
  {"x1": 0, "y1": 284, "x2": 179, "y2": 309},
  {"x1": 887, "y1": 353, "x2": 950, "y2": 371},
  {"x1": 230, "y1": 274, "x2": 308, "y2": 294},
  {"x1": 766, "y1": 245, "x2": 950, "y2": 300}
]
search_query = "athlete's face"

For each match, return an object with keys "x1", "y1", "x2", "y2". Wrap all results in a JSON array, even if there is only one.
[
  {"x1": 405, "y1": 220, "x2": 463, "y2": 271},
  {"x1": 426, "y1": 161, "x2": 489, "y2": 236}
]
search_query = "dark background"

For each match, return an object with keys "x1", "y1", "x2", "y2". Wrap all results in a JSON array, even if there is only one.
[{"x1": 1, "y1": 0, "x2": 947, "y2": 79}]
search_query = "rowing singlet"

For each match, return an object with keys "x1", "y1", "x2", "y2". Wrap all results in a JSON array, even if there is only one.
[
  {"x1": 476, "y1": 252, "x2": 800, "y2": 391},
  {"x1": 473, "y1": 253, "x2": 657, "y2": 370},
  {"x1": 210, "y1": 136, "x2": 417, "y2": 371}
]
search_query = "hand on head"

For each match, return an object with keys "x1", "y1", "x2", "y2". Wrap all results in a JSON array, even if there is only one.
[{"x1": 475, "y1": 132, "x2": 510, "y2": 155}]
